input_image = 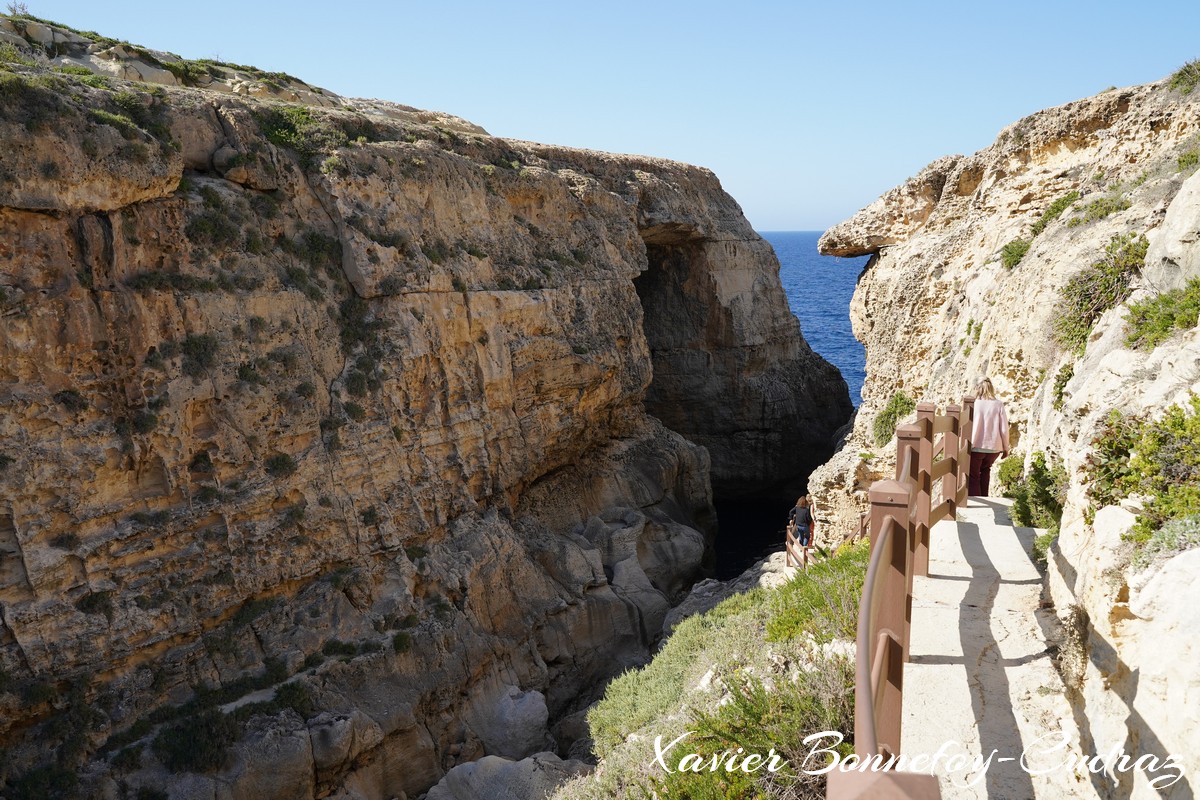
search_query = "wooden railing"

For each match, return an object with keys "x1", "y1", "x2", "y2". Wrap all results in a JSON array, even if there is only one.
[
  {"x1": 784, "y1": 522, "x2": 810, "y2": 569},
  {"x1": 826, "y1": 397, "x2": 974, "y2": 798}
]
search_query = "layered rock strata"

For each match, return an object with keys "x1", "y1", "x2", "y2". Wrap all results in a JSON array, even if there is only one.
[
  {"x1": 0, "y1": 17, "x2": 848, "y2": 799},
  {"x1": 812, "y1": 76, "x2": 1200, "y2": 797}
]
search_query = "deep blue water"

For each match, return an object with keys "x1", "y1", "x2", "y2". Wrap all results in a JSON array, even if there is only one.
[{"x1": 762, "y1": 231, "x2": 868, "y2": 405}]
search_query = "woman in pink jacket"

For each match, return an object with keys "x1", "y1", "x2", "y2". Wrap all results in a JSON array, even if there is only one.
[{"x1": 969, "y1": 378, "x2": 1010, "y2": 496}]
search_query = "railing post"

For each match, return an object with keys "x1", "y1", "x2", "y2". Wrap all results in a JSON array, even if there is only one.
[
  {"x1": 959, "y1": 396, "x2": 976, "y2": 508},
  {"x1": 943, "y1": 404, "x2": 961, "y2": 519},
  {"x1": 913, "y1": 403, "x2": 934, "y2": 577},
  {"x1": 867, "y1": 480, "x2": 913, "y2": 759},
  {"x1": 895, "y1": 423, "x2": 920, "y2": 658}
]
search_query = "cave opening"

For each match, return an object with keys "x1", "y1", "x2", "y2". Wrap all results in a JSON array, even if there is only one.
[{"x1": 633, "y1": 232, "x2": 812, "y2": 579}]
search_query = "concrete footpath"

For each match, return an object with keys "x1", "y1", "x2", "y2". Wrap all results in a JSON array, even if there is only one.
[{"x1": 900, "y1": 498, "x2": 1101, "y2": 799}]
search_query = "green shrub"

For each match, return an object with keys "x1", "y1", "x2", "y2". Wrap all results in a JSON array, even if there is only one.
[
  {"x1": 588, "y1": 541, "x2": 865, "y2": 759},
  {"x1": 126, "y1": 271, "x2": 219, "y2": 293},
  {"x1": 1001, "y1": 238, "x2": 1031, "y2": 269},
  {"x1": 6, "y1": 764, "x2": 78, "y2": 800},
  {"x1": 337, "y1": 295, "x2": 384, "y2": 353},
  {"x1": 1088, "y1": 395, "x2": 1200, "y2": 544},
  {"x1": 1066, "y1": 193, "x2": 1131, "y2": 227},
  {"x1": 1008, "y1": 452, "x2": 1067, "y2": 538},
  {"x1": 360, "y1": 506, "x2": 379, "y2": 525},
  {"x1": 1030, "y1": 191, "x2": 1081, "y2": 237},
  {"x1": 1168, "y1": 59, "x2": 1200, "y2": 95},
  {"x1": 180, "y1": 333, "x2": 220, "y2": 376},
  {"x1": 345, "y1": 370, "x2": 368, "y2": 396},
  {"x1": 152, "y1": 709, "x2": 237, "y2": 772},
  {"x1": 271, "y1": 681, "x2": 316, "y2": 718},
  {"x1": 1131, "y1": 514, "x2": 1200, "y2": 571},
  {"x1": 321, "y1": 639, "x2": 357, "y2": 658},
  {"x1": 766, "y1": 539, "x2": 868, "y2": 642},
  {"x1": 1125, "y1": 277, "x2": 1200, "y2": 351},
  {"x1": 422, "y1": 240, "x2": 449, "y2": 264},
  {"x1": 0, "y1": 41, "x2": 36, "y2": 68},
  {"x1": 1031, "y1": 531, "x2": 1058, "y2": 565},
  {"x1": 264, "y1": 453, "x2": 297, "y2": 477},
  {"x1": 258, "y1": 105, "x2": 348, "y2": 169},
  {"x1": 378, "y1": 275, "x2": 405, "y2": 295},
  {"x1": 162, "y1": 58, "x2": 216, "y2": 86},
  {"x1": 344, "y1": 402, "x2": 366, "y2": 421},
  {"x1": 996, "y1": 453, "x2": 1024, "y2": 494},
  {"x1": 872, "y1": 391, "x2": 916, "y2": 446},
  {"x1": 1179, "y1": 150, "x2": 1199, "y2": 172},
  {"x1": 392, "y1": 632, "x2": 411, "y2": 653},
  {"x1": 1054, "y1": 232, "x2": 1148, "y2": 352},
  {"x1": 1052, "y1": 363, "x2": 1074, "y2": 410},
  {"x1": 648, "y1": 670, "x2": 853, "y2": 800}
]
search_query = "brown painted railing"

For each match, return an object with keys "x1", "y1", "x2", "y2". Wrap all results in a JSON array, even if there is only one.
[
  {"x1": 826, "y1": 397, "x2": 974, "y2": 798},
  {"x1": 784, "y1": 522, "x2": 811, "y2": 569}
]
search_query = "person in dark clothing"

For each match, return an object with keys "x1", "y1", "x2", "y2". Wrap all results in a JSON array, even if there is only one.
[{"x1": 788, "y1": 494, "x2": 816, "y2": 548}]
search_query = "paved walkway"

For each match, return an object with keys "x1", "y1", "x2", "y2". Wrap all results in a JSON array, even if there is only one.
[{"x1": 901, "y1": 498, "x2": 1100, "y2": 799}]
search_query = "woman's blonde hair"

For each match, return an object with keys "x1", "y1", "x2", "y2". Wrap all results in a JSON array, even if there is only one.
[{"x1": 975, "y1": 378, "x2": 996, "y2": 400}]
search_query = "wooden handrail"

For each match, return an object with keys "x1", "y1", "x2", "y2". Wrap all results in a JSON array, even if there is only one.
[{"x1": 828, "y1": 396, "x2": 976, "y2": 800}]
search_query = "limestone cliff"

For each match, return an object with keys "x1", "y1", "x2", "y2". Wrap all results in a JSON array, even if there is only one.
[
  {"x1": 0, "y1": 14, "x2": 849, "y2": 799},
  {"x1": 812, "y1": 73, "x2": 1200, "y2": 796}
]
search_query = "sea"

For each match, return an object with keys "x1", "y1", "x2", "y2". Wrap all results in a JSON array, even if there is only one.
[
  {"x1": 711, "y1": 231, "x2": 869, "y2": 579},
  {"x1": 764, "y1": 230, "x2": 868, "y2": 405}
]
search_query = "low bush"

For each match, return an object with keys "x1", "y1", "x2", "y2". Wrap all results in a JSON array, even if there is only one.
[
  {"x1": 1000, "y1": 238, "x2": 1031, "y2": 269},
  {"x1": 1168, "y1": 59, "x2": 1200, "y2": 95},
  {"x1": 1054, "y1": 232, "x2": 1147, "y2": 353},
  {"x1": 126, "y1": 271, "x2": 219, "y2": 293},
  {"x1": 766, "y1": 540, "x2": 868, "y2": 642},
  {"x1": 180, "y1": 333, "x2": 219, "y2": 376},
  {"x1": 996, "y1": 453, "x2": 1024, "y2": 495},
  {"x1": 872, "y1": 391, "x2": 916, "y2": 447},
  {"x1": 1131, "y1": 514, "x2": 1200, "y2": 571},
  {"x1": 1088, "y1": 395, "x2": 1200, "y2": 544},
  {"x1": 1006, "y1": 452, "x2": 1067, "y2": 538},
  {"x1": 258, "y1": 105, "x2": 348, "y2": 169},
  {"x1": 152, "y1": 709, "x2": 238, "y2": 772},
  {"x1": 264, "y1": 453, "x2": 297, "y2": 477},
  {"x1": 1124, "y1": 277, "x2": 1200, "y2": 351},
  {"x1": 1066, "y1": 193, "x2": 1131, "y2": 227},
  {"x1": 1052, "y1": 363, "x2": 1074, "y2": 410},
  {"x1": 1030, "y1": 191, "x2": 1081, "y2": 236},
  {"x1": 321, "y1": 639, "x2": 358, "y2": 658},
  {"x1": 1179, "y1": 150, "x2": 1199, "y2": 172}
]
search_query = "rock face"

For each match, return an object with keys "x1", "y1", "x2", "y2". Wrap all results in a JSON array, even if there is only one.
[
  {"x1": 810, "y1": 76, "x2": 1200, "y2": 796},
  {"x1": 0, "y1": 17, "x2": 847, "y2": 799}
]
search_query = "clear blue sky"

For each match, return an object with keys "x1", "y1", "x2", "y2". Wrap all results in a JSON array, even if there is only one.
[{"x1": 22, "y1": 0, "x2": 1200, "y2": 230}]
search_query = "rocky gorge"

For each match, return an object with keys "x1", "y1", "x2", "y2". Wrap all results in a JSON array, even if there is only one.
[{"x1": 0, "y1": 13, "x2": 853, "y2": 800}]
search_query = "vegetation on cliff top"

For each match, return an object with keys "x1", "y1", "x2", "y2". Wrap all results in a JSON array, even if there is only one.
[
  {"x1": 1168, "y1": 59, "x2": 1200, "y2": 95},
  {"x1": 563, "y1": 542, "x2": 866, "y2": 800}
]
